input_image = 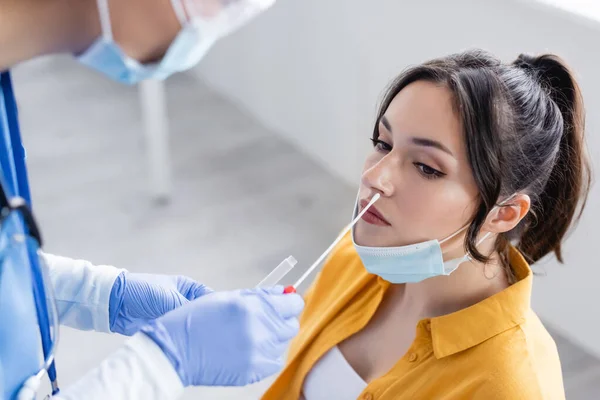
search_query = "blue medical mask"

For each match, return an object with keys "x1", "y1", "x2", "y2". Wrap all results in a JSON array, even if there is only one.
[
  {"x1": 352, "y1": 195, "x2": 513, "y2": 284},
  {"x1": 77, "y1": 0, "x2": 274, "y2": 84}
]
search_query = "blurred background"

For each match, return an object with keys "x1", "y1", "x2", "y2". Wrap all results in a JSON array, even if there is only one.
[{"x1": 12, "y1": 0, "x2": 600, "y2": 398}]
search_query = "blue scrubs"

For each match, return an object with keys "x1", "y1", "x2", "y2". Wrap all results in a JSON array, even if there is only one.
[{"x1": 0, "y1": 71, "x2": 54, "y2": 399}]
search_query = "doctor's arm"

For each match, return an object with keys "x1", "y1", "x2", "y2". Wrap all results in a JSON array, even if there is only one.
[
  {"x1": 51, "y1": 287, "x2": 303, "y2": 399},
  {"x1": 52, "y1": 333, "x2": 185, "y2": 400},
  {"x1": 42, "y1": 253, "x2": 212, "y2": 335}
]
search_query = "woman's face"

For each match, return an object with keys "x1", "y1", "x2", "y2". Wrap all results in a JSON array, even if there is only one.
[{"x1": 354, "y1": 80, "x2": 480, "y2": 255}]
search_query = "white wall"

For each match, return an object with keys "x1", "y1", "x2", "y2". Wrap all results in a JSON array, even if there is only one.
[{"x1": 194, "y1": 0, "x2": 600, "y2": 356}]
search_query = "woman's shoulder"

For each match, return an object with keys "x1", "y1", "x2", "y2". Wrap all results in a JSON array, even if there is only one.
[{"x1": 466, "y1": 312, "x2": 564, "y2": 399}]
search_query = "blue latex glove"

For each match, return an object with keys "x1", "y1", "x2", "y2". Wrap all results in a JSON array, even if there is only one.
[
  {"x1": 141, "y1": 286, "x2": 304, "y2": 387},
  {"x1": 109, "y1": 272, "x2": 213, "y2": 336}
]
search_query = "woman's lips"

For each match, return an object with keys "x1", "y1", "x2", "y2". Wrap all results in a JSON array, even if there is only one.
[{"x1": 359, "y1": 199, "x2": 391, "y2": 226}]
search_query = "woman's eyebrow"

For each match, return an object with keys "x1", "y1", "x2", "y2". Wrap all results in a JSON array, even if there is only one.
[{"x1": 380, "y1": 115, "x2": 455, "y2": 157}]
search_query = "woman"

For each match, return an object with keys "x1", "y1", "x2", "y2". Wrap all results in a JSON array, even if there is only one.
[{"x1": 262, "y1": 49, "x2": 591, "y2": 399}]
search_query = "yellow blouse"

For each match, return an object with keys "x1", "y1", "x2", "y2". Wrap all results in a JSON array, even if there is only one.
[{"x1": 262, "y1": 233, "x2": 565, "y2": 399}]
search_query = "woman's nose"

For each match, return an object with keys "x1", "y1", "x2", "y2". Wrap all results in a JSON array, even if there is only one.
[{"x1": 361, "y1": 157, "x2": 395, "y2": 197}]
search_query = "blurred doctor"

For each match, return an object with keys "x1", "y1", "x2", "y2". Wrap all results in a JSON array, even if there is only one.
[{"x1": 0, "y1": 0, "x2": 303, "y2": 399}]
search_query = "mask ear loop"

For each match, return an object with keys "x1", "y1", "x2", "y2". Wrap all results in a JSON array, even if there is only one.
[
  {"x1": 95, "y1": 0, "x2": 114, "y2": 41},
  {"x1": 480, "y1": 192, "x2": 520, "y2": 277},
  {"x1": 170, "y1": 0, "x2": 189, "y2": 26},
  {"x1": 475, "y1": 192, "x2": 519, "y2": 253},
  {"x1": 438, "y1": 224, "x2": 468, "y2": 245},
  {"x1": 440, "y1": 193, "x2": 519, "y2": 265},
  {"x1": 470, "y1": 193, "x2": 520, "y2": 275},
  {"x1": 441, "y1": 193, "x2": 519, "y2": 245}
]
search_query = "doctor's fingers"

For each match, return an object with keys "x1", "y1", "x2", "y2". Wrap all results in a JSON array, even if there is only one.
[
  {"x1": 275, "y1": 317, "x2": 300, "y2": 342},
  {"x1": 176, "y1": 276, "x2": 214, "y2": 300},
  {"x1": 260, "y1": 304, "x2": 300, "y2": 342},
  {"x1": 261, "y1": 291, "x2": 305, "y2": 319}
]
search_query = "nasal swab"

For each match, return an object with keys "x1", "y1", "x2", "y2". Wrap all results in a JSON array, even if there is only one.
[{"x1": 283, "y1": 193, "x2": 381, "y2": 293}]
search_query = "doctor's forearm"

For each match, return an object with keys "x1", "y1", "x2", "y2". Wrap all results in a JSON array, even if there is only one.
[
  {"x1": 54, "y1": 333, "x2": 185, "y2": 400},
  {"x1": 43, "y1": 253, "x2": 124, "y2": 332}
]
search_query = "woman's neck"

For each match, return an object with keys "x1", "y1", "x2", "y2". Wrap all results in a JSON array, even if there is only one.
[{"x1": 389, "y1": 252, "x2": 511, "y2": 320}]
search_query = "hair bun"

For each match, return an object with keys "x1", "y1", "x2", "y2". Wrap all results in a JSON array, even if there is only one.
[
  {"x1": 514, "y1": 55, "x2": 536, "y2": 73},
  {"x1": 514, "y1": 53, "x2": 578, "y2": 116}
]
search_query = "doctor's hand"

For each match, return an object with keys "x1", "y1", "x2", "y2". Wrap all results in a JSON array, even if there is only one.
[
  {"x1": 109, "y1": 272, "x2": 213, "y2": 336},
  {"x1": 140, "y1": 286, "x2": 304, "y2": 387}
]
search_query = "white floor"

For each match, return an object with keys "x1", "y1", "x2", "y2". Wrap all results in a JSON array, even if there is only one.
[{"x1": 12, "y1": 55, "x2": 600, "y2": 399}]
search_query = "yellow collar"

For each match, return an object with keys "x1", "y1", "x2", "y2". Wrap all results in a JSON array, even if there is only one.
[{"x1": 428, "y1": 247, "x2": 532, "y2": 358}]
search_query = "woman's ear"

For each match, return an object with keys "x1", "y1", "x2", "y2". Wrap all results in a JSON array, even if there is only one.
[{"x1": 482, "y1": 194, "x2": 531, "y2": 234}]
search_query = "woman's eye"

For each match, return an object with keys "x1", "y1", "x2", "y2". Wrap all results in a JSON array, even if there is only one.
[
  {"x1": 370, "y1": 138, "x2": 392, "y2": 152},
  {"x1": 414, "y1": 162, "x2": 445, "y2": 180}
]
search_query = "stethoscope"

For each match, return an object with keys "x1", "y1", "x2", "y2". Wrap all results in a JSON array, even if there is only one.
[{"x1": 1, "y1": 71, "x2": 60, "y2": 398}]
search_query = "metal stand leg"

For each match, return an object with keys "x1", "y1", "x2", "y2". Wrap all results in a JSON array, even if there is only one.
[{"x1": 138, "y1": 79, "x2": 171, "y2": 204}]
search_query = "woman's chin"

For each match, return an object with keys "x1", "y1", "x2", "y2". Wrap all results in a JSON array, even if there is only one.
[
  {"x1": 355, "y1": 221, "x2": 428, "y2": 248},
  {"x1": 354, "y1": 221, "x2": 393, "y2": 247}
]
